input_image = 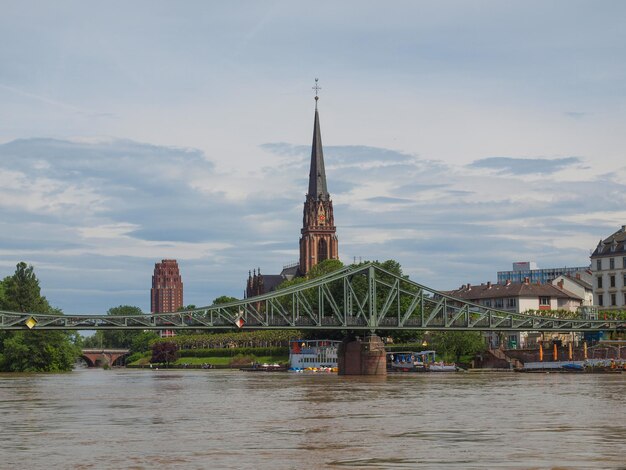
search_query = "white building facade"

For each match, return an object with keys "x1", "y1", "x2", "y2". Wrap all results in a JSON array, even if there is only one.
[{"x1": 590, "y1": 225, "x2": 626, "y2": 311}]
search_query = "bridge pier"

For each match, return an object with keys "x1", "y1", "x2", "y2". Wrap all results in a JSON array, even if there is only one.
[{"x1": 338, "y1": 334, "x2": 387, "y2": 376}]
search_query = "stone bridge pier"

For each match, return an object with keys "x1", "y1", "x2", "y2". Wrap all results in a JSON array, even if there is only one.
[
  {"x1": 337, "y1": 334, "x2": 387, "y2": 376},
  {"x1": 81, "y1": 349, "x2": 129, "y2": 367}
]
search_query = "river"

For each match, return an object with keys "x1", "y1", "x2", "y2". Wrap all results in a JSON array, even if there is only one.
[{"x1": 0, "y1": 368, "x2": 624, "y2": 469}]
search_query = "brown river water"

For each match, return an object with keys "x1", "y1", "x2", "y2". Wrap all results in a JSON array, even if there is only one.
[{"x1": 0, "y1": 368, "x2": 624, "y2": 469}]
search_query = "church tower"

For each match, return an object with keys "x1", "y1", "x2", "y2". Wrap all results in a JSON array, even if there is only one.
[{"x1": 299, "y1": 80, "x2": 339, "y2": 275}]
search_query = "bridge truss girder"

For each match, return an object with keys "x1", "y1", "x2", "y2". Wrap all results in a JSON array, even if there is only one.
[{"x1": 0, "y1": 263, "x2": 623, "y2": 332}]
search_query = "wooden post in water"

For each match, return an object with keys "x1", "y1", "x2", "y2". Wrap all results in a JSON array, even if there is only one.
[{"x1": 568, "y1": 342, "x2": 573, "y2": 361}]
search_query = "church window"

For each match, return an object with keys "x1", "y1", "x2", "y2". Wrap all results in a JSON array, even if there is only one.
[{"x1": 318, "y1": 239, "x2": 328, "y2": 263}]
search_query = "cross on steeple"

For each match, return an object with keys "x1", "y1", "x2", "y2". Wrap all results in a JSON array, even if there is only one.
[{"x1": 312, "y1": 78, "x2": 321, "y2": 108}]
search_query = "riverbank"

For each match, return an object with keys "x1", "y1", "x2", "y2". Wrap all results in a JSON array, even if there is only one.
[{"x1": 127, "y1": 354, "x2": 289, "y2": 369}]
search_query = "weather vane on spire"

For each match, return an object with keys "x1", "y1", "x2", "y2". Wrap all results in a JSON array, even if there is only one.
[{"x1": 312, "y1": 78, "x2": 321, "y2": 108}]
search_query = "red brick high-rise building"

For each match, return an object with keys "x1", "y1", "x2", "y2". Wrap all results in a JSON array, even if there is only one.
[{"x1": 151, "y1": 259, "x2": 183, "y2": 313}]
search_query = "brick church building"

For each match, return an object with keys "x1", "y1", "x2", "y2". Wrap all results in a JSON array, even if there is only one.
[{"x1": 246, "y1": 89, "x2": 339, "y2": 297}]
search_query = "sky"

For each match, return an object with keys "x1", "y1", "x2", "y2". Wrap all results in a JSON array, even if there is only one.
[{"x1": 1, "y1": 1, "x2": 625, "y2": 315}]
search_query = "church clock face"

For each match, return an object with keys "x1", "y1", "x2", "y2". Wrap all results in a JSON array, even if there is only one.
[{"x1": 318, "y1": 213, "x2": 326, "y2": 223}]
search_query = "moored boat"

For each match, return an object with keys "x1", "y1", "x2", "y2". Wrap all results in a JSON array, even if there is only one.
[
  {"x1": 387, "y1": 350, "x2": 458, "y2": 372},
  {"x1": 289, "y1": 339, "x2": 340, "y2": 372}
]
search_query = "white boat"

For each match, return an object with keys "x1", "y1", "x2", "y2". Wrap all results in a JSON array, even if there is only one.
[
  {"x1": 428, "y1": 362, "x2": 458, "y2": 372},
  {"x1": 289, "y1": 340, "x2": 340, "y2": 372}
]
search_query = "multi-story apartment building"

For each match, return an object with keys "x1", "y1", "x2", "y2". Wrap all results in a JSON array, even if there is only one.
[
  {"x1": 446, "y1": 280, "x2": 583, "y2": 348},
  {"x1": 590, "y1": 225, "x2": 626, "y2": 310}
]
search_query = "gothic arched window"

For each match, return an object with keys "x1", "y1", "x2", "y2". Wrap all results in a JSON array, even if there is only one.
[{"x1": 318, "y1": 238, "x2": 328, "y2": 263}]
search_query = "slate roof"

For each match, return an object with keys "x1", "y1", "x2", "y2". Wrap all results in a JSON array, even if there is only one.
[
  {"x1": 262, "y1": 275, "x2": 286, "y2": 293},
  {"x1": 591, "y1": 225, "x2": 626, "y2": 257},
  {"x1": 444, "y1": 282, "x2": 582, "y2": 301},
  {"x1": 308, "y1": 107, "x2": 329, "y2": 201}
]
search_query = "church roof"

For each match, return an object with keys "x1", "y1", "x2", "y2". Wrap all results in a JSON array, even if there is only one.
[
  {"x1": 262, "y1": 275, "x2": 286, "y2": 293},
  {"x1": 308, "y1": 106, "x2": 329, "y2": 200}
]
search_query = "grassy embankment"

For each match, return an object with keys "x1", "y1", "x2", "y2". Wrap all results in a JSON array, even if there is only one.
[{"x1": 129, "y1": 353, "x2": 288, "y2": 367}]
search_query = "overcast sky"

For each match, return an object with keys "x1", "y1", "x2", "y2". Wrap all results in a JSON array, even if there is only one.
[{"x1": 1, "y1": 1, "x2": 625, "y2": 314}]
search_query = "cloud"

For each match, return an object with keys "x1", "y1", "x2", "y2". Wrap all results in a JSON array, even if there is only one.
[
  {"x1": 467, "y1": 156, "x2": 582, "y2": 175},
  {"x1": 1, "y1": 136, "x2": 623, "y2": 314}
]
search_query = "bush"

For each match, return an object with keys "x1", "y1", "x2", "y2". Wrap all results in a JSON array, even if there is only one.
[
  {"x1": 126, "y1": 351, "x2": 148, "y2": 364},
  {"x1": 178, "y1": 346, "x2": 288, "y2": 358}
]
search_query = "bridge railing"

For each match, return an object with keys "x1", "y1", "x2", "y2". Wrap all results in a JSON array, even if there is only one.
[{"x1": 1, "y1": 263, "x2": 624, "y2": 332}]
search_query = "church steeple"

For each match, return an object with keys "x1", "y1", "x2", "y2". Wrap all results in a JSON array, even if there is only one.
[
  {"x1": 299, "y1": 79, "x2": 339, "y2": 275},
  {"x1": 308, "y1": 105, "x2": 329, "y2": 200}
]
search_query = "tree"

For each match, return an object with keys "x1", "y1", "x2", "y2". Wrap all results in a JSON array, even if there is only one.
[
  {"x1": 177, "y1": 304, "x2": 197, "y2": 311},
  {"x1": 83, "y1": 305, "x2": 145, "y2": 349},
  {"x1": 0, "y1": 262, "x2": 80, "y2": 372},
  {"x1": 212, "y1": 296, "x2": 238, "y2": 305},
  {"x1": 150, "y1": 341, "x2": 178, "y2": 366},
  {"x1": 428, "y1": 331, "x2": 486, "y2": 363},
  {"x1": 130, "y1": 331, "x2": 159, "y2": 354}
]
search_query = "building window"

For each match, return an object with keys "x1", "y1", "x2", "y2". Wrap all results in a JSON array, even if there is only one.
[
  {"x1": 539, "y1": 297, "x2": 550, "y2": 306},
  {"x1": 610, "y1": 275, "x2": 616, "y2": 288},
  {"x1": 598, "y1": 294, "x2": 603, "y2": 306},
  {"x1": 495, "y1": 299, "x2": 504, "y2": 308},
  {"x1": 623, "y1": 274, "x2": 626, "y2": 287},
  {"x1": 597, "y1": 259, "x2": 602, "y2": 271},
  {"x1": 483, "y1": 299, "x2": 492, "y2": 307},
  {"x1": 610, "y1": 258, "x2": 615, "y2": 269},
  {"x1": 611, "y1": 293, "x2": 616, "y2": 306},
  {"x1": 623, "y1": 257, "x2": 626, "y2": 269},
  {"x1": 507, "y1": 298, "x2": 517, "y2": 308},
  {"x1": 624, "y1": 293, "x2": 626, "y2": 305},
  {"x1": 597, "y1": 276, "x2": 603, "y2": 289}
]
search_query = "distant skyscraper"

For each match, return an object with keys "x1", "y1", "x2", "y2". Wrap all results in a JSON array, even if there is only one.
[{"x1": 151, "y1": 259, "x2": 183, "y2": 313}]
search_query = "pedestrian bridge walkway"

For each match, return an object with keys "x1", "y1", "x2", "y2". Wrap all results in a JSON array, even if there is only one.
[{"x1": 1, "y1": 263, "x2": 624, "y2": 333}]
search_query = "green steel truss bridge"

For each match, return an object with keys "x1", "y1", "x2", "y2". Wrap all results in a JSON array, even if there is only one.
[{"x1": 1, "y1": 263, "x2": 623, "y2": 333}]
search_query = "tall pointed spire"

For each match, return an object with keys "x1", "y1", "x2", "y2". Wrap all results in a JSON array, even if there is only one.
[
  {"x1": 308, "y1": 79, "x2": 329, "y2": 200},
  {"x1": 299, "y1": 78, "x2": 339, "y2": 275}
]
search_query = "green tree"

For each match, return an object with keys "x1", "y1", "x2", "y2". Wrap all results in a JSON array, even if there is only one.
[
  {"x1": 428, "y1": 331, "x2": 486, "y2": 363},
  {"x1": 0, "y1": 262, "x2": 80, "y2": 372},
  {"x1": 130, "y1": 331, "x2": 159, "y2": 354},
  {"x1": 84, "y1": 305, "x2": 146, "y2": 349},
  {"x1": 177, "y1": 304, "x2": 197, "y2": 311},
  {"x1": 212, "y1": 296, "x2": 238, "y2": 305}
]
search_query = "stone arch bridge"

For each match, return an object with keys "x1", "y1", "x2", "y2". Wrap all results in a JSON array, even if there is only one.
[{"x1": 80, "y1": 349, "x2": 130, "y2": 367}]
